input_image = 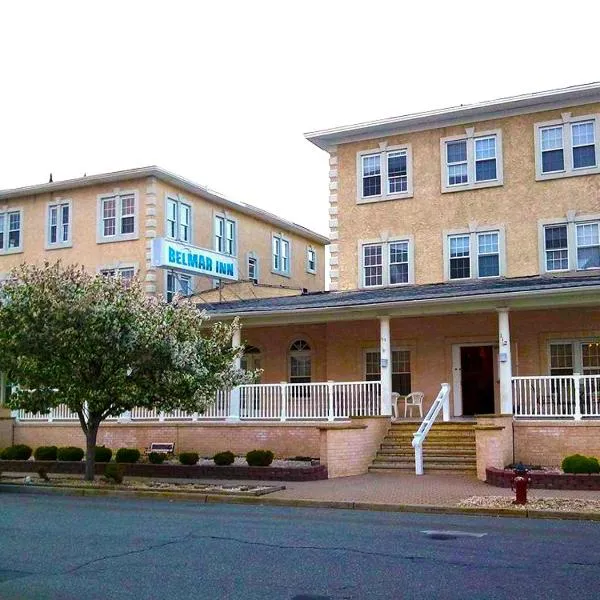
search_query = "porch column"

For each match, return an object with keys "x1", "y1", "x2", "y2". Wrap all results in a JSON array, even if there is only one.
[
  {"x1": 227, "y1": 324, "x2": 242, "y2": 422},
  {"x1": 498, "y1": 308, "x2": 513, "y2": 414},
  {"x1": 379, "y1": 316, "x2": 392, "y2": 416}
]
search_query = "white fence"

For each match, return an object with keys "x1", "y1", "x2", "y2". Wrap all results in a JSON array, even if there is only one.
[
  {"x1": 12, "y1": 382, "x2": 382, "y2": 423},
  {"x1": 512, "y1": 374, "x2": 600, "y2": 419}
]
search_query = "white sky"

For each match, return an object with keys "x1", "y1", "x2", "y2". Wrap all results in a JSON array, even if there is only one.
[{"x1": 1, "y1": 0, "x2": 599, "y2": 237}]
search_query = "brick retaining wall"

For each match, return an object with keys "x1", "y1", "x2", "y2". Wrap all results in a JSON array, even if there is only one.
[{"x1": 486, "y1": 466, "x2": 600, "y2": 490}]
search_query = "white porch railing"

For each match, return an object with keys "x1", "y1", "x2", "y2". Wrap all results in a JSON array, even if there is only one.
[
  {"x1": 512, "y1": 375, "x2": 600, "y2": 419},
  {"x1": 411, "y1": 383, "x2": 450, "y2": 475},
  {"x1": 11, "y1": 382, "x2": 382, "y2": 423}
]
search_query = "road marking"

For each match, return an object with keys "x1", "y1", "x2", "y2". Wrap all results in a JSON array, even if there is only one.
[{"x1": 421, "y1": 530, "x2": 487, "y2": 539}]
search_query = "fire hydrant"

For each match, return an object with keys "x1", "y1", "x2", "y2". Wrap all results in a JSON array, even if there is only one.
[{"x1": 511, "y1": 463, "x2": 530, "y2": 505}]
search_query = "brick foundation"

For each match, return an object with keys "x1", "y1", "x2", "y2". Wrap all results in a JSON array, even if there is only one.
[
  {"x1": 474, "y1": 415, "x2": 514, "y2": 481},
  {"x1": 486, "y1": 466, "x2": 600, "y2": 490}
]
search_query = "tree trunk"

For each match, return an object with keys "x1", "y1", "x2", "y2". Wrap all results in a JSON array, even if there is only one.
[{"x1": 84, "y1": 424, "x2": 99, "y2": 481}]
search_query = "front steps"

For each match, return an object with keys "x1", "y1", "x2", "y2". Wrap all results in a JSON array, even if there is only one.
[{"x1": 369, "y1": 421, "x2": 477, "y2": 474}]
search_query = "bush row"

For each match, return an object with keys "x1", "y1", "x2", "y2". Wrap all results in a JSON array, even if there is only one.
[
  {"x1": 561, "y1": 454, "x2": 600, "y2": 474},
  {"x1": 1, "y1": 445, "x2": 276, "y2": 467}
]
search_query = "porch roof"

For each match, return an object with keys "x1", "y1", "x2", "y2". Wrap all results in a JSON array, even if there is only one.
[{"x1": 199, "y1": 274, "x2": 600, "y2": 324}]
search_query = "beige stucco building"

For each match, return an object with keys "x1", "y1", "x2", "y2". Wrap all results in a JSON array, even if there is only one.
[{"x1": 0, "y1": 166, "x2": 328, "y2": 300}]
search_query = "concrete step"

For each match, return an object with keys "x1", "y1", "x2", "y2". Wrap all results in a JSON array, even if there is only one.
[
  {"x1": 378, "y1": 448, "x2": 476, "y2": 456},
  {"x1": 373, "y1": 455, "x2": 476, "y2": 465},
  {"x1": 368, "y1": 464, "x2": 477, "y2": 474}
]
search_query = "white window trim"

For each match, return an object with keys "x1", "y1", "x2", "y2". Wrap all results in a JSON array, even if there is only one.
[
  {"x1": 547, "y1": 338, "x2": 600, "y2": 375},
  {"x1": 306, "y1": 246, "x2": 317, "y2": 274},
  {"x1": 440, "y1": 128, "x2": 504, "y2": 193},
  {"x1": 357, "y1": 235, "x2": 415, "y2": 289},
  {"x1": 165, "y1": 269, "x2": 193, "y2": 302},
  {"x1": 165, "y1": 194, "x2": 192, "y2": 244},
  {"x1": 356, "y1": 143, "x2": 414, "y2": 204},
  {"x1": 45, "y1": 198, "x2": 72, "y2": 250},
  {"x1": 363, "y1": 347, "x2": 413, "y2": 392},
  {"x1": 272, "y1": 232, "x2": 291, "y2": 278},
  {"x1": 96, "y1": 190, "x2": 139, "y2": 243},
  {"x1": 442, "y1": 225, "x2": 505, "y2": 281},
  {"x1": 534, "y1": 112, "x2": 600, "y2": 181},
  {"x1": 213, "y1": 213, "x2": 237, "y2": 257},
  {"x1": 538, "y1": 213, "x2": 600, "y2": 273},
  {"x1": 0, "y1": 207, "x2": 24, "y2": 255},
  {"x1": 247, "y1": 251, "x2": 259, "y2": 283}
]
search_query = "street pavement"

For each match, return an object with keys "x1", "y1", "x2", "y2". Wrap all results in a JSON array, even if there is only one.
[{"x1": 1, "y1": 494, "x2": 599, "y2": 599}]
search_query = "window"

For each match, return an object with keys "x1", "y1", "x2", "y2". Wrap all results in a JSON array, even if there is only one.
[
  {"x1": 248, "y1": 255, "x2": 258, "y2": 284},
  {"x1": 0, "y1": 210, "x2": 22, "y2": 253},
  {"x1": 241, "y1": 345, "x2": 262, "y2": 375},
  {"x1": 357, "y1": 145, "x2": 413, "y2": 203},
  {"x1": 447, "y1": 230, "x2": 501, "y2": 280},
  {"x1": 166, "y1": 271, "x2": 192, "y2": 303},
  {"x1": 272, "y1": 234, "x2": 290, "y2": 276},
  {"x1": 441, "y1": 130, "x2": 502, "y2": 192},
  {"x1": 542, "y1": 219, "x2": 600, "y2": 272},
  {"x1": 47, "y1": 202, "x2": 71, "y2": 248},
  {"x1": 98, "y1": 192, "x2": 137, "y2": 242},
  {"x1": 550, "y1": 341, "x2": 600, "y2": 376},
  {"x1": 536, "y1": 115, "x2": 600, "y2": 180},
  {"x1": 365, "y1": 349, "x2": 411, "y2": 396},
  {"x1": 306, "y1": 248, "x2": 316, "y2": 273},
  {"x1": 362, "y1": 239, "x2": 411, "y2": 288},
  {"x1": 289, "y1": 339, "x2": 311, "y2": 384},
  {"x1": 215, "y1": 216, "x2": 236, "y2": 255},
  {"x1": 166, "y1": 197, "x2": 191, "y2": 243},
  {"x1": 100, "y1": 267, "x2": 135, "y2": 287}
]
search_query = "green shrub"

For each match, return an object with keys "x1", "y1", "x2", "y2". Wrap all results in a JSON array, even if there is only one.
[
  {"x1": 213, "y1": 451, "x2": 235, "y2": 466},
  {"x1": 562, "y1": 454, "x2": 600, "y2": 474},
  {"x1": 57, "y1": 446, "x2": 84, "y2": 461},
  {"x1": 115, "y1": 448, "x2": 141, "y2": 463},
  {"x1": 34, "y1": 446, "x2": 58, "y2": 461},
  {"x1": 148, "y1": 452, "x2": 166, "y2": 464},
  {"x1": 179, "y1": 452, "x2": 199, "y2": 466},
  {"x1": 104, "y1": 463, "x2": 124, "y2": 484},
  {"x1": 1, "y1": 444, "x2": 33, "y2": 460},
  {"x1": 246, "y1": 449, "x2": 274, "y2": 467},
  {"x1": 94, "y1": 446, "x2": 112, "y2": 463}
]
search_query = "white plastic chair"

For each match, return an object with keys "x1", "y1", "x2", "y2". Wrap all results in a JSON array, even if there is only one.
[
  {"x1": 404, "y1": 391, "x2": 424, "y2": 418},
  {"x1": 391, "y1": 392, "x2": 401, "y2": 419}
]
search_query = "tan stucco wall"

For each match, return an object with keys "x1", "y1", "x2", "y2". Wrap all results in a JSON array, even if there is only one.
[{"x1": 334, "y1": 102, "x2": 600, "y2": 290}]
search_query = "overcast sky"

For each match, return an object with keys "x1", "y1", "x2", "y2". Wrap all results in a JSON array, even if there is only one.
[{"x1": 1, "y1": 1, "x2": 599, "y2": 237}]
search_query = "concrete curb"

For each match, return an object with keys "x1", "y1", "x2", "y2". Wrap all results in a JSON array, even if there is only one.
[{"x1": 2, "y1": 484, "x2": 599, "y2": 521}]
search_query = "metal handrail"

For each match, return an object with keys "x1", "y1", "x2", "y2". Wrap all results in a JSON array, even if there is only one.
[{"x1": 411, "y1": 383, "x2": 450, "y2": 475}]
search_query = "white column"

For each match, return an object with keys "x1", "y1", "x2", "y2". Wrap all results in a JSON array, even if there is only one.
[
  {"x1": 379, "y1": 316, "x2": 392, "y2": 416},
  {"x1": 227, "y1": 324, "x2": 242, "y2": 422},
  {"x1": 498, "y1": 308, "x2": 513, "y2": 414}
]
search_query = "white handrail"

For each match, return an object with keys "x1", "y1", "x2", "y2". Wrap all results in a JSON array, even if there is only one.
[{"x1": 411, "y1": 383, "x2": 450, "y2": 475}]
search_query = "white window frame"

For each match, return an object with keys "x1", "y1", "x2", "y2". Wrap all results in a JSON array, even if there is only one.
[
  {"x1": 214, "y1": 214, "x2": 237, "y2": 256},
  {"x1": 96, "y1": 190, "x2": 138, "y2": 243},
  {"x1": 165, "y1": 195, "x2": 192, "y2": 243},
  {"x1": 548, "y1": 339, "x2": 600, "y2": 376},
  {"x1": 443, "y1": 227, "x2": 505, "y2": 281},
  {"x1": 0, "y1": 207, "x2": 24, "y2": 255},
  {"x1": 45, "y1": 199, "x2": 72, "y2": 249},
  {"x1": 272, "y1": 233, "x2": 291, "y2": 277},
  {"x1": 358, "y1": 236, "x2": 414, "y2": 289},
  {"x1": 356, "y1": 143, "x2": 413, "y2": 204},
  {"x1": 306, "y1": 247, "x2": 317, "y2": 274},
  {"x1": 247, "y1": 252, "x2": 259, "y2": 284},
  {"x1": 363, "y1": 347, "x2": 412, "y2": 396},
  {"x1": 535, "y1": 113, "x2": 600, "y2": 181},
  {"x1": 538, "y1": 214, "x2": 600, "y2": 273},
  {"x1": 440, "y1": 128, "x2": 503, "y2": 193},
  {"x1": 165, "y1": 270, "x2": 193, "y2": 303}
]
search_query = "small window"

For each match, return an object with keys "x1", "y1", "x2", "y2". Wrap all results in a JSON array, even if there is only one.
[
  {"x1": 362, "y1": 154, "x2": 381, "y2": 197},
  {"x1": 215, "y1": 216, "x2": 236, "y2": 255},
  {"x1": 0, "y1": 210, "x2": 22, "y2": 253},
  {"x1": 544, "y1": 225, "x2": 569, "y2": 271},
  {"x1": 362, "y1": 240, "x2": 411, "y2": 288},
  {"x1": 363, "y1": 244, "x2": 383, "y2": 287},
  {"x1": 248, "y1": 255, "x2": 258, "y2": 284},
  {"x1": 449, "y1": 235, "x2": 471, "y2": 280},
  {"x1": 576, "y1": 222, "x2": 600, "y2": 270},
  {"x1": 272, "y1": 234, "x2": 290, "y2": 276},
  {"x1": 582, "y1": 342, "x2": 600, "y2": 375},
  {"x1": 389, "y1": 241, "x2": 409, "y2": 284},
  {"x1": 100, "y1": 267, "x2": 135, "y2": 287},
  {"x1": 166, "y1": 197, "x2": 191, "y2": 243},
  {"x1": 474, "y1": 137, "x2": 497, "y2": 182},
  {"x1": 47, "y1": 202, "x2": 71, "y2": 247},
  {"x1": 541, "y1": 126, "x2": 565, "y2": 173},
  {"x1": 447, "y1": 141, "x2": 468, "y2": 186},
  {"x1": 448, "y1": 230, "x2": 501, "y2": 280},
  {"x1": 306, "y1": 248, "x2": 316, "y2": 273},
  {"x1": 289, "y1": 339, "x2": 311, "y2": 384},
  {"x1": 357, "y1": 145, "x2": 413, "y2": 202},
  {"x1": 98, "y1": 192, "x2": 137, "y2": 242},
  {"x1": 365, "y1": 349, "x2": 411, "y2": 395},
  {"x1": 477, "y1": 232, "x2": 500, "y2": 277},
  {"x1": 550, "y1": 343, "x2": 574, "y2": 376},
  {"x1": 166, "y1": 271, "x2": 192, "y2": 303},
  {"x1": 550, "y1": 340, "x2": 600, "y2": 376},
  {"x1": 572, "y1": 121, "x2": 596, "y2": 169}
]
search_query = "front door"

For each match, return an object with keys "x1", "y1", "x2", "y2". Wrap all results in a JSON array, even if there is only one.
[{"x1": 459, "y1": 345, "x2": 495, "y2": 416}]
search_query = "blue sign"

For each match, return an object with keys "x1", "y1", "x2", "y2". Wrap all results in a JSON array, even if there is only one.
[{"x1": 151, "y1": 238, "x2": 239, "y2": 281}]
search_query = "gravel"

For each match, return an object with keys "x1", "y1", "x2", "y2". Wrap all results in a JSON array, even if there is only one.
[{"x1": 458, "y1": 496, "x2": 600, "y2": 512}]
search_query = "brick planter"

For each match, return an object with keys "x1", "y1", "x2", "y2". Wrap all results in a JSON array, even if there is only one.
[
  {"x1": 0, "y1": 460, "x2": 328, "y2": 481},
  {"x1": 486, "y1": 466, "x2": 600, "y2": 490}
]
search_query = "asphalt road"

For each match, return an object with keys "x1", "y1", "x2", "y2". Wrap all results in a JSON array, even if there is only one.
[{"x1": 0, "y1": 494, "x2": 599, "y2": 599}]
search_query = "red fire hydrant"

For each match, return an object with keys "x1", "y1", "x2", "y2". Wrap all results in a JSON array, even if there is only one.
[{"x1": 511, "y1": 463, "x2": 530, "y2": 505}]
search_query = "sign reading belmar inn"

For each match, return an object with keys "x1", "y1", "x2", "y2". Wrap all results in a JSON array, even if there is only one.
[{"x1": 151, "y1": 238, "x2": 239, "y2": 281}]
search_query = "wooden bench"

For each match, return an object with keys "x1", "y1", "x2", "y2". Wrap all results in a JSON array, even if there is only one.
[{"x1": 145, "y1": 442, "x2": 175, "y2": 456}]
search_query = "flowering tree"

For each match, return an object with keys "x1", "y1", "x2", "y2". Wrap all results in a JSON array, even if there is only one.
[{"x1": 0, "y1": 263, "x2": 254, "y2": 480}]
